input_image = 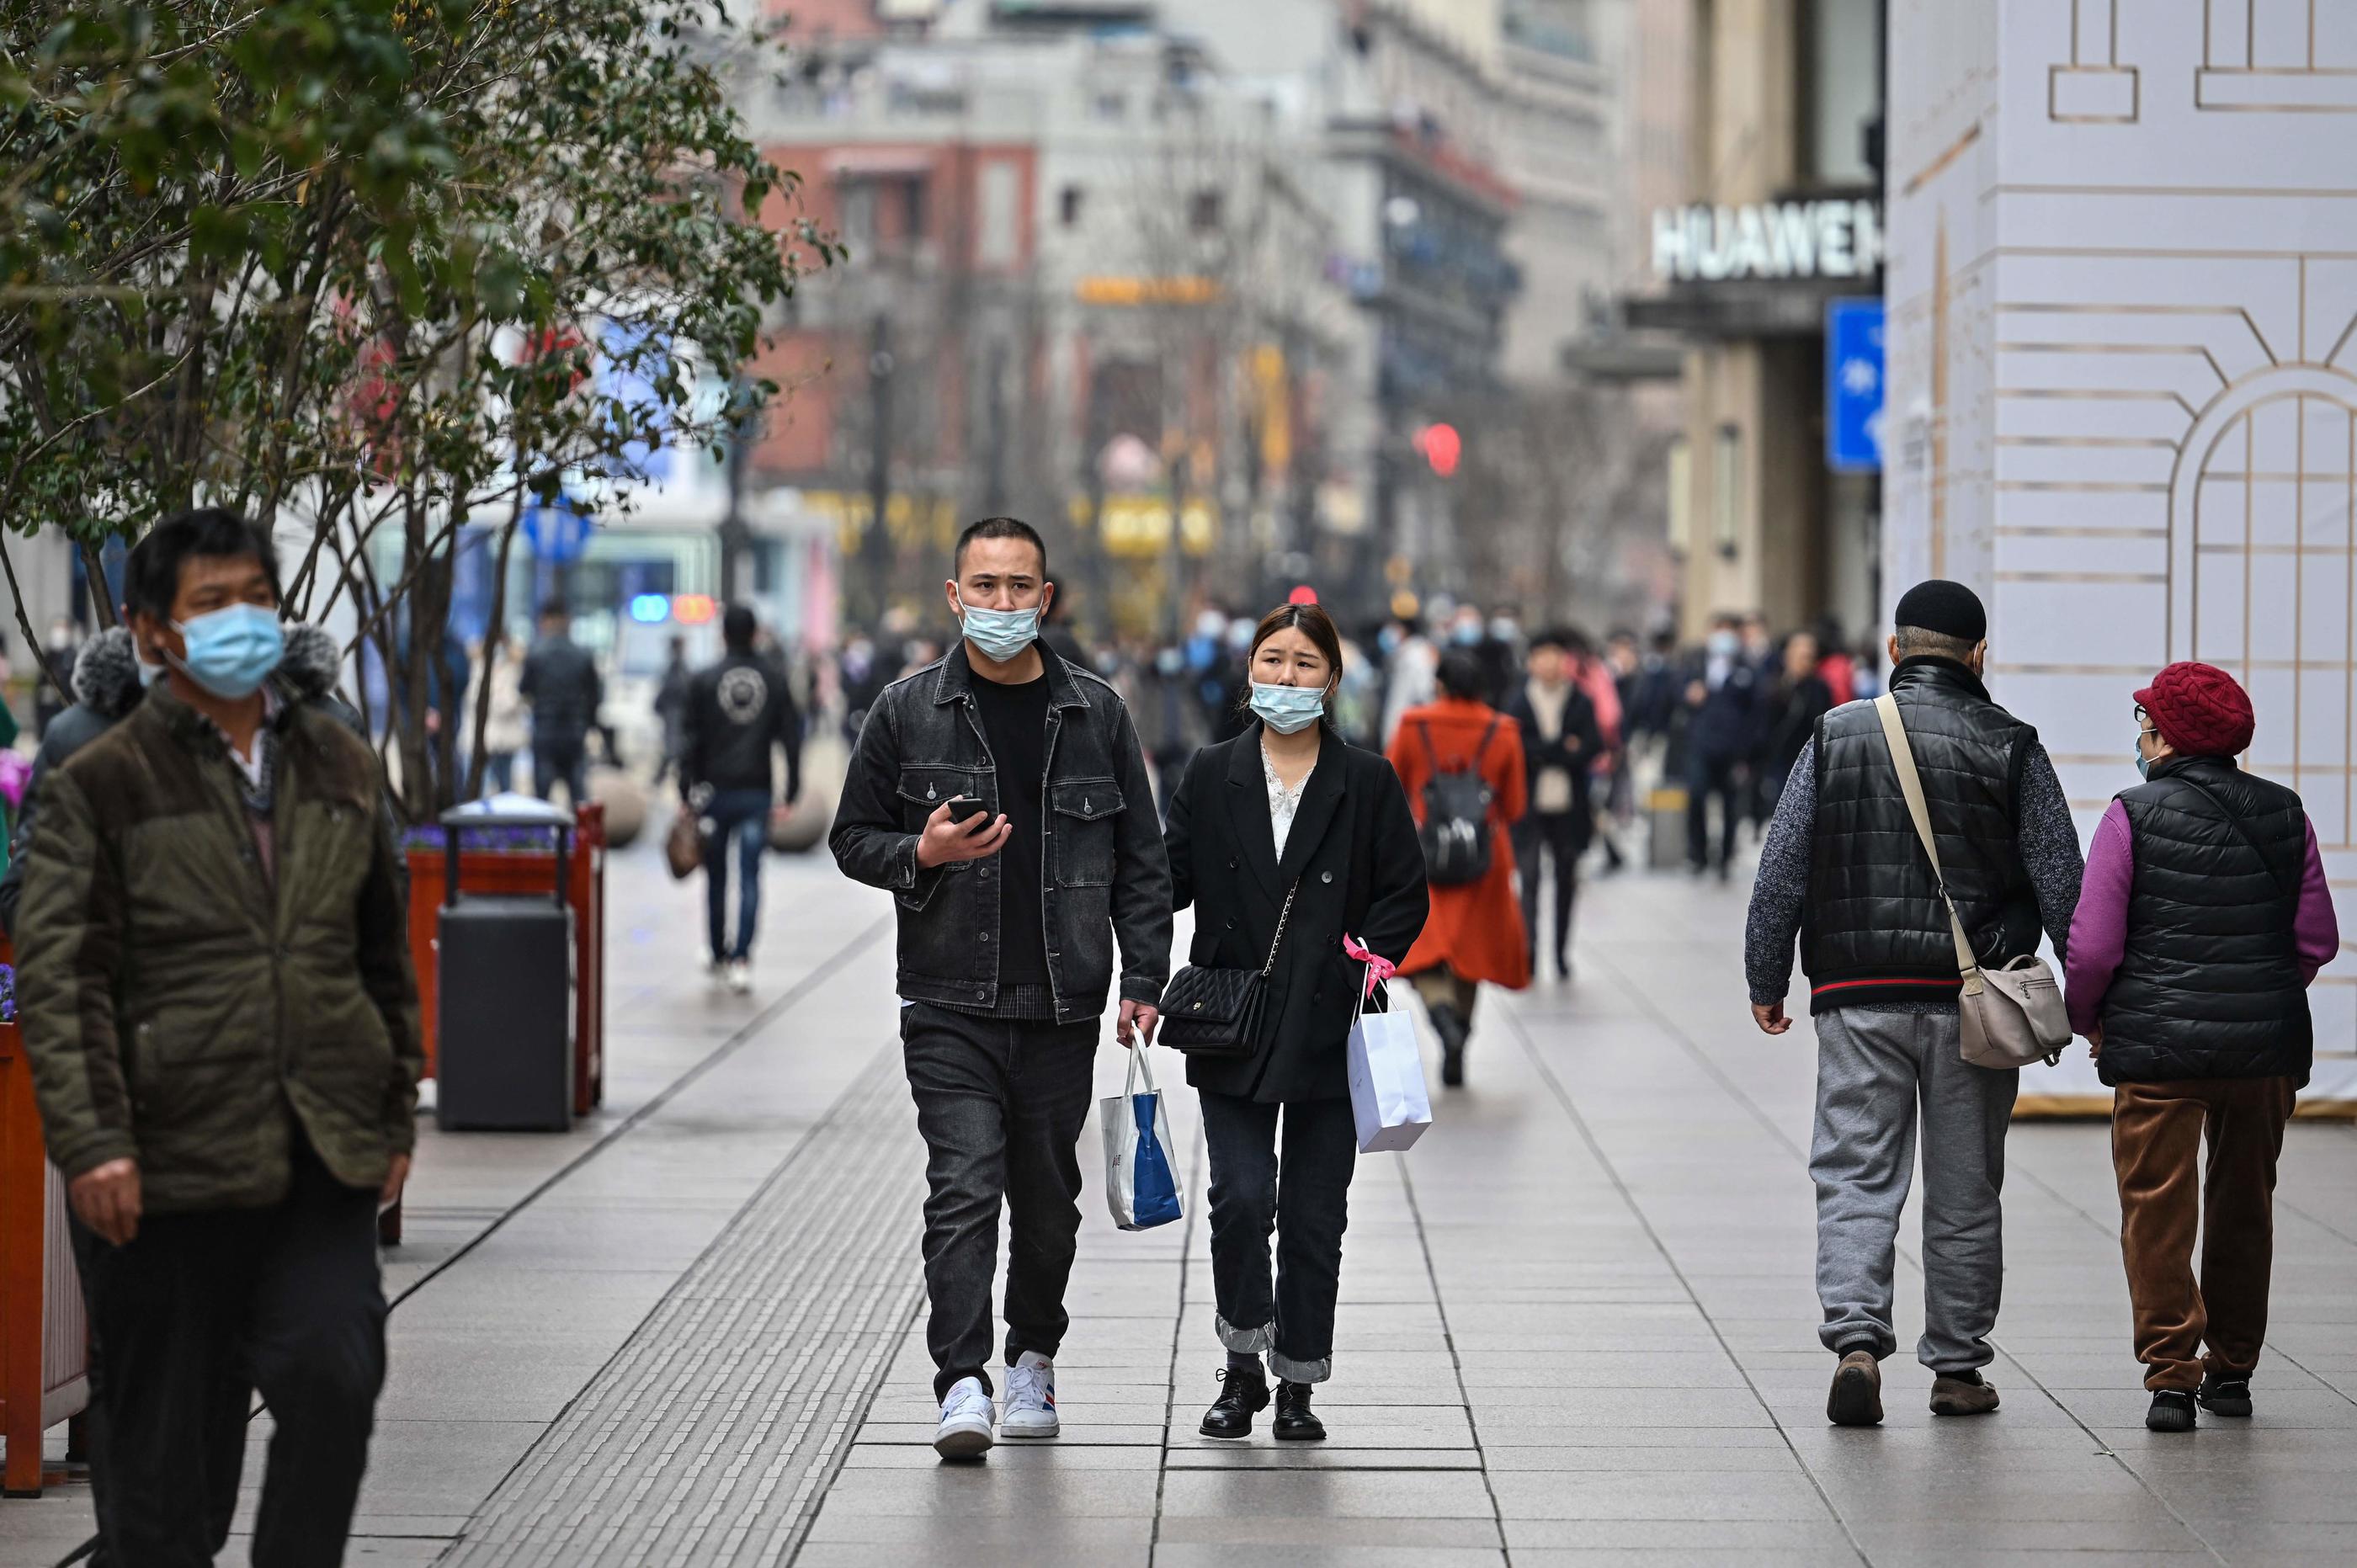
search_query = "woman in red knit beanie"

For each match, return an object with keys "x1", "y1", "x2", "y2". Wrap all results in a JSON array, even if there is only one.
[{"x1": 2063, "y1": 661, "x2": 2336, "y2": 1432}]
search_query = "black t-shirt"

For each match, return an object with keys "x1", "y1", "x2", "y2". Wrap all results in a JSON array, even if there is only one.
[{"x1": 969, "y1": 673, "x2": 1051, "y2": 991}]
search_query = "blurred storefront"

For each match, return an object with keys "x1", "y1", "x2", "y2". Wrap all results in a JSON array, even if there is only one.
[{"x1": 1625, "y1": 0, "x2": 1886, "y2": 641}]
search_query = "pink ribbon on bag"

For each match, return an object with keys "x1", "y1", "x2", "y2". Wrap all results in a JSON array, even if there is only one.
[{"x1": 1341, "y1": 933, "x2": 1396, "y2": 999}]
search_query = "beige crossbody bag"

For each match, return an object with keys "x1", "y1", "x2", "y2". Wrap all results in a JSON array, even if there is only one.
[{"x1": 1873, "y1": 694, "x2": 2072, "y2": 1069}]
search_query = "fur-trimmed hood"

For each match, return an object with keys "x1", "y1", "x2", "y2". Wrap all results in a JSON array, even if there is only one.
[{"x1": 72, "y1": 623, "x2": 346, "y2": 721}]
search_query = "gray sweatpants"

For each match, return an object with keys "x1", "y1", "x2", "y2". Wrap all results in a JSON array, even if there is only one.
[{"x1": 1811, "y1": 1007, "x2": 2018, "y2": 1374}]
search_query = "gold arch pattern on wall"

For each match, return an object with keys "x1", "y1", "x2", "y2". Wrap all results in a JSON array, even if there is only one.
[{"x1": 2167, "y1": 364, "x2": 2357, "y2": 848}]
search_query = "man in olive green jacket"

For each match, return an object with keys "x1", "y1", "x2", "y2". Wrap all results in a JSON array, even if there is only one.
[{"x1": 19, "y1": 508, "x2": 420, "y2": 1568}]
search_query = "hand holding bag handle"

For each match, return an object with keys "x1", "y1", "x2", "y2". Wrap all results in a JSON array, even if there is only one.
[{"x1": 1873, "y1": 694, "x2": 2072, "y2": 1068}]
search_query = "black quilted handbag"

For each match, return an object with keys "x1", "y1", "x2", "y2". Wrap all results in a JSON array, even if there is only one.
[{"x1": 1158, "y1": 881, "x2": 1300, "y2": 1059}]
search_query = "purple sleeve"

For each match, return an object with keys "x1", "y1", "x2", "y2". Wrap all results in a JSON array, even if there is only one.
[
  {"x1": 2296, "y1": 818, "x2": 2338, "y2": 983},
  {"x1": 2065, "y1": 801, "x2": 2134, "y2": 1036}
]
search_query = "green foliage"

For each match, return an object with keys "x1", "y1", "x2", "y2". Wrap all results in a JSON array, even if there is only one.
[
  {"x1": 0, "y1": 0, "x2": 831, "y2": 555},
  {"x1": 0, "y1": 0, "x2": 839, "y2": 813}
]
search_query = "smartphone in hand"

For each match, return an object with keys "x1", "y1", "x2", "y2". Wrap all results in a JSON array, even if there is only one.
[{"x1": 947, "y1": 795, "x2": 989, "y2": 825}]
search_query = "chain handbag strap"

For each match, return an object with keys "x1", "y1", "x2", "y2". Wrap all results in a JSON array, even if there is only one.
[{"x1": 1259, "y1": 880, "x2": 1302, "y2": 979}]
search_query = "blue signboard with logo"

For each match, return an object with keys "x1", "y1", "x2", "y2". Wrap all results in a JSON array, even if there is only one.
[
  {"x1": 1826, "y1": 298, "x2": 1886, "y2": 474},
  {"x1": 522, "y1": 495, "x2": 593, "y2": 565}
]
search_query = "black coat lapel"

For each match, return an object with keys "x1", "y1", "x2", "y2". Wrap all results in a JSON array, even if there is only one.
[
  {"x1": 1274, "y1": 731, "x2": 1345, "y2": 888},
  {"x1": 1224, "y1": 727, "x2": 1282, "y2": 898}
]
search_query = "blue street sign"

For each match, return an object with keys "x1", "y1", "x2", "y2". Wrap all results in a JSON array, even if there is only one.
[
  {"x1": 1827, "y1": 298, "x2": 1886, "y2": 474},
  {"x1": 522, "y1": 496, "x2": 593, "y2": 564}
]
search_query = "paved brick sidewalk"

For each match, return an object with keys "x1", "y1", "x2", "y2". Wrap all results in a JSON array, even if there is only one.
[{"x1": 5, "y1": 854, "x2": 2354, "y2": 1565}]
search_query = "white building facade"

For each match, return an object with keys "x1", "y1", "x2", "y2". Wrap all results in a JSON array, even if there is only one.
[{"x1": 1886, "y1": 0, "x2": 2357, "y2": 1109}]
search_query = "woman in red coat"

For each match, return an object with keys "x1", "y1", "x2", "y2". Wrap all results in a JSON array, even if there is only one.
[{"x1": 1387, "y1": 650, "x2": 1530, "y2": 1086}]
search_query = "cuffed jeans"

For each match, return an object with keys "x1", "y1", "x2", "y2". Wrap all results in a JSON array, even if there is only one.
[
  {"x1": 702, "y1": 787, "x2": 770, "y2": 962},
  {"x1": 1811, "y1": 1007, "x2": 2017, "y2": 1374},
  {"x1": 1200, "y1": 1090, "x2": 1358, "y2": 1384},
  {"x1": 900, "y1": 1001, "x2": 1099, "y2": 1400},
  {"x1": 2113, "y1": 1075, "x2": 2297, "y2": 1391},
  {"x1": 72, "y1": 1140, "x2": 386, "y2": 1568}
]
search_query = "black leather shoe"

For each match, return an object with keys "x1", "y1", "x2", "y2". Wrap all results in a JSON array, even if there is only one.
[
  {"x1": 2196, "y1": 1375, "x2": 2253, "y2": 1417},
  {"x1": 2147, "y1": 1390, "x2": 2196, "y2": 1432},
  {"x1": 1429, "y1": 1005, "x2": 1468, "y2": 1088},
  {"x1": 1199, "y1": 1367, "x2": 1269, "y2": 1439},
  {"x1": 1272, "y1": 1380, "x2": 1326, "y2": 1442}
]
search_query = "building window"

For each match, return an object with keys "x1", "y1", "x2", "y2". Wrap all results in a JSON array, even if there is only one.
[
  {"x1": 1805, "y1": 0, "x2": 1881, "y2": 186},
  {"x1": 1060, "y1": 184, "x2": 1084, "y2": 227},
  {"x1": 1189, "y1": 189, "x2": 1223, "y2": 233},
  {"x1": 1093, "y1": 91, "x2": 1126, "y2": 121},
  {"x1": 977, "y1": 159, "x2": 1021, "y2": 268},
  {"x1": 1712, "y1": 423, "x2": 1742, "y2": 558},
  {"x1": 899, "y1": 177, "x2": 928, "y2": 246},
  {"x1": 838, "y1": 181, "x2": 875, "y2": 258},
  {"x1": 1667, "y1": 436, "x2": 1692, "y2": 556}
]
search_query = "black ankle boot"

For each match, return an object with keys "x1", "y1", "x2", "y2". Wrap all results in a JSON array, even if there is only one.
[
  {"x1": 1199, "y1": 1366, "x2": 1269, "y2": 1439},
  {"x1": 1272, "y1": 1380, "x2": 1326, "y2": 1442}
]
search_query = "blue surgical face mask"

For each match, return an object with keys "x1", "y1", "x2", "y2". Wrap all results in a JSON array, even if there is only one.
[
  {"x1": 1250, "y1": 680, "x2": 1327, "y2": 734},
  {"x1": 2135, "y1": 730, "x2": 2156, "y2": 779},
  {"x1": 1707, "y1": 630, "x2": 1740, "y2": 659},
  {"x1": 956, "y1": 594, "x2": 1040, "y2": 664},
  {"x1": 169, "y1": 603, "x2": 284, "y2": 699},
  {"x1": 1378, "y1": 625, "x2": 1404, "y2": 656}
]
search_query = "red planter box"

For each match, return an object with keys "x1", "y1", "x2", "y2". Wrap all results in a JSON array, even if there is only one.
[{"x1": 0, "y1": 936, "x2": 89, "y2": 1497}]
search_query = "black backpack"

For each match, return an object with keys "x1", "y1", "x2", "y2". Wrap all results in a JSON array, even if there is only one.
[{"x1": 1417, "y1": 717, "x2": 1500, "y2": 886}]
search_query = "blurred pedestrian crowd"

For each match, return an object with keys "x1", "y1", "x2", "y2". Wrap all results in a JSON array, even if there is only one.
[{"x1": 832, "y1": 592, "x2": 1889, "y2": 885}]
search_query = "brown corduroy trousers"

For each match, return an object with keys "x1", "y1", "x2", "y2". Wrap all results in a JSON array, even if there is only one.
[{"x1": 2110, "y1": 1076, "x2": 2298, "y2": 1391}]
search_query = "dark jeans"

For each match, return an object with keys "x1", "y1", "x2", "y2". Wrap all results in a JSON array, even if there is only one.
[
  {"x1": 1512, "y1": 811, "x2": 1585, "y2": 967},
  {"x1": 72, "y1": 1141, "x2": 386, "y2": 1568},
  {"x1": 1686, "y1": 752, "x2": 1742, "y2": 870},
  {"x1": 900, "y1": 1001, "x2": 1099, "y2": 1400},
  {"x1": 482, "y1": 750, "x2": 516, "y2": 797},
  {"x1": 533, "y1": 738, "x2": 588, "y2": 806},
  {"x1": 702, "y1": 787, "x2": 770, "y2": 962},
  {"x1": 1200, "y1": 1090, "x2": 1358, "y2": 1383}
]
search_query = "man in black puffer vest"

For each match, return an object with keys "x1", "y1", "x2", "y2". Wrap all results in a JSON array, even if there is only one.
[
  {"x1": 1745, "y1": 581, "x2": 2084, "y2": 1427},
  {"x1": 2065, "y1": 662, "x2": 2335, "y2": 1433}
]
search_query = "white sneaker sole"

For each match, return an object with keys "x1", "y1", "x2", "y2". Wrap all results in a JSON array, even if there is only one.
[
  {"x1": 934, "y1": 1417, "x2": 993, "y2": 1459},
  {"x1": 998, "y1": 1413, "x2": 1060, "y2": 1439}
]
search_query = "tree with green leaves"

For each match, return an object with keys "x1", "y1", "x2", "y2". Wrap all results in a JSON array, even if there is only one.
[{"x1": 0, "y1": 0, "x2": 836, "y2": 816}]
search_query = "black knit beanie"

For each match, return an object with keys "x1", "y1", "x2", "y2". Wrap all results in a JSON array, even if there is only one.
[{"x1": 1893, "y1": 580, "x2": 1987, "y2": 644}]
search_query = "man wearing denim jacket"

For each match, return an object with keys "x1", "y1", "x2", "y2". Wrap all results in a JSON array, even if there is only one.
[{"x1": 831, "y1": 518, "x2": 1173, "y2": 1460}]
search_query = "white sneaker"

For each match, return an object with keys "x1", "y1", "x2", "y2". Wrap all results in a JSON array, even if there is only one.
[
  {"x1": 1000, "y1": 1352, "x2": 1059, "y2": 1439},
  {"x1": 934, "y1": 1376, "x2": 995, "y2": 1459},
  {"x1": 726, "y1": 959, "x2": 752, "y2": 994}
]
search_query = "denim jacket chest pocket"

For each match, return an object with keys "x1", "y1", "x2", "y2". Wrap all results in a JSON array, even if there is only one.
[
  {"x1": 895, "y1": 764, "x2": 990, "y2": 861},
  {"x1": 1046, "y1": 779, "x2": 1124, "y2": 887}
]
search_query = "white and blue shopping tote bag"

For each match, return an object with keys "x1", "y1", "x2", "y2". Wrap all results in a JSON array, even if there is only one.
[{"x1": 1101, "y1": 1044, "x2": 1184, "y2": 1231}]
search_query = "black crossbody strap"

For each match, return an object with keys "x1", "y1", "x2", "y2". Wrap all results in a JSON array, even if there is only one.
[
  {"x1": 1471, "y1": 714, "x2": 1502, "y2": 766},
  {"x1": 2168, "y1": 774, "x2": 2296, "y2": 900}
]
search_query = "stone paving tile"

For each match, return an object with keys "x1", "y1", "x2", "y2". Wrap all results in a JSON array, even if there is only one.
[
  {"x1": 1155, "y1": 1467, "x2": 1500, "y2": 1518},
  {"x1": 1152, "y1": 1514, "x2": 1504, "y2": 1547},
  {"x1": 1152, "y1": 1548, "x2": 1503, "y2": 1568}
]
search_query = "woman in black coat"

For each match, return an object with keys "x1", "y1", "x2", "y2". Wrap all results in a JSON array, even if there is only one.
[{"x1": 1163, "y1": 602, "x2": 1429, "y2": 1443}]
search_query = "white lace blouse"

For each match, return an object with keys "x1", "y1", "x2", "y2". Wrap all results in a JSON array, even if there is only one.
[{"x1": 1263, "y1": 745, "x2": 1316, "y2": 858}]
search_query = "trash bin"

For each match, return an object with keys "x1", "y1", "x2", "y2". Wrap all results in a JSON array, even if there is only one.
[{"x1": 434, "y1": 805, "x2": 574, "y2": 1132}]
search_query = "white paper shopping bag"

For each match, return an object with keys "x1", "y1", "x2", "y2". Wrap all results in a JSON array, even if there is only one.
[{"x1": 1345, "y1": 981, "x2": 1433, "y2": 1153}]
